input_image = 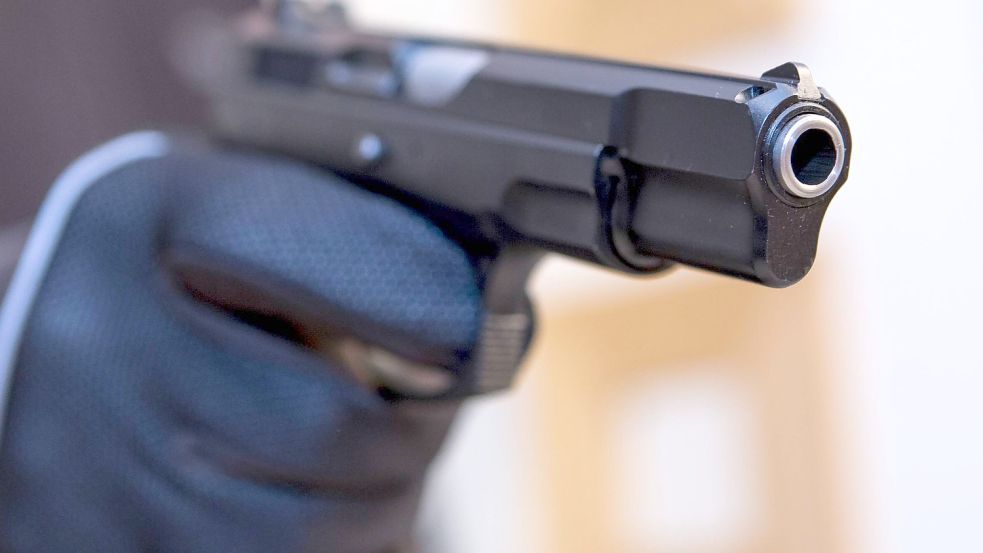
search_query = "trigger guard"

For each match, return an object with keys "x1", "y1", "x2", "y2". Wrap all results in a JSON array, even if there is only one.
[{"x1": 386, "y1": 247, "x2": 541, "y2": 400}]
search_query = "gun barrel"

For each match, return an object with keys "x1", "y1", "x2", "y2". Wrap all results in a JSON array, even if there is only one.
[{"x1": 208, "y1": 10, "x2": 852, "y2": 288}]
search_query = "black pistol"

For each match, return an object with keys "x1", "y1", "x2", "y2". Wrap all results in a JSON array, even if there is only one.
[{"x1": 205, "y1": 1, "x2": 852, "y2": 395}]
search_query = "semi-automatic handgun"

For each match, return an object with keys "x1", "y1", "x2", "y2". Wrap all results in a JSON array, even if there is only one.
[{"x1": 204, "y1": 0, "x2": 852, "y2": 396}]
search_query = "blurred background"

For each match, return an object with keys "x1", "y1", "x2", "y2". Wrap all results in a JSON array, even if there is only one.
[{"x1": 1, "y1": 1, "x2": 981, "y2": 552}]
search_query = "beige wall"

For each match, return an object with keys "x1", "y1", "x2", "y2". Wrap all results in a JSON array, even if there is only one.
[
  {"x1": 349, "y1": 0, "x2": 788, "y2": 64},
  {"x1": 499, "y1": 0, "x2": 788, "y2": 64},
  {"x1": 523, "y1": 267, "x2": 846, "y2": 553}
]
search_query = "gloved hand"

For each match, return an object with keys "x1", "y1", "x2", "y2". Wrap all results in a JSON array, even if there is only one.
[{"x1": 0, "y1": 132, "x2": 485, "y2": 552}]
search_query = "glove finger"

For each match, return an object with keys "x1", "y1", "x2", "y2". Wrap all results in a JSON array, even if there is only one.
[{"x1": 160, "y1": 148, "x2": 484, "y2": 369}]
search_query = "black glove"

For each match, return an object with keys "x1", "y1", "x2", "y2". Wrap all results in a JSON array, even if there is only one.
[{"x1": 0, "y1": 132, "x2": 485, "y2": 552}]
